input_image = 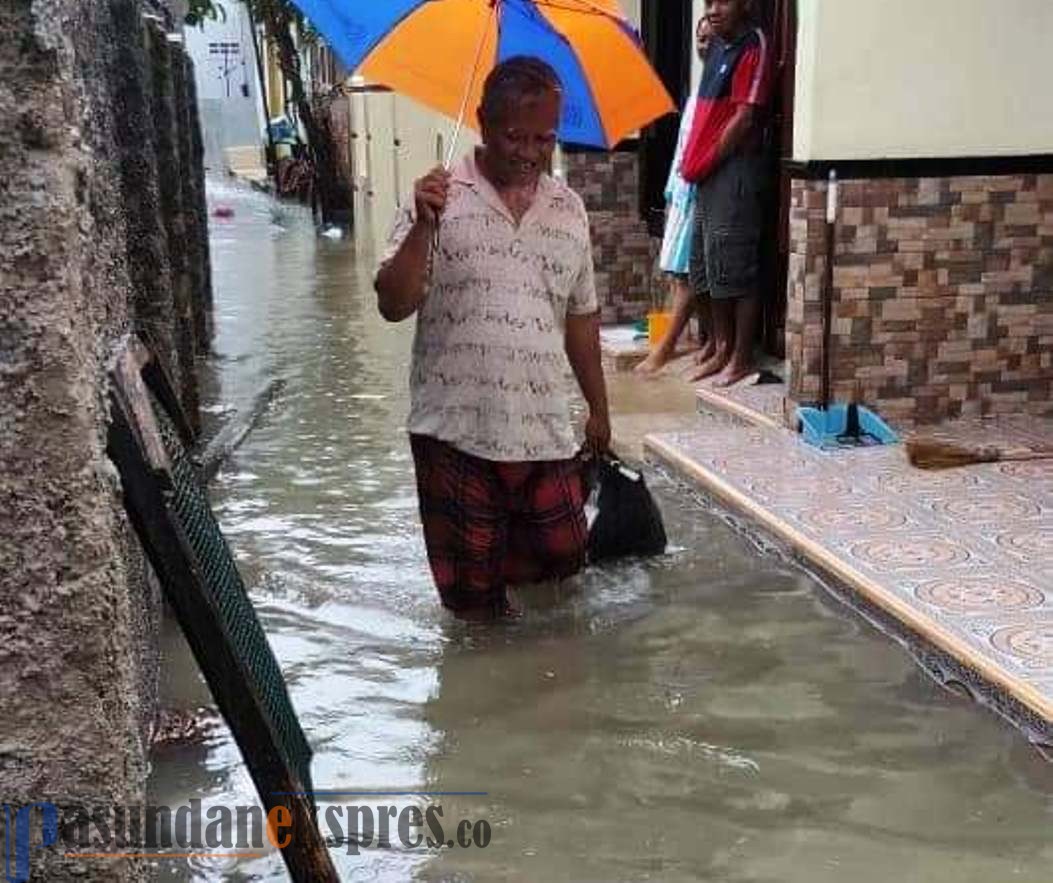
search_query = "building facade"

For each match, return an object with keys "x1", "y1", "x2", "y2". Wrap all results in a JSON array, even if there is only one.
[
  {"x1": 184, "y1": 2, "x2": 268, "y2": 176},
  {"x1": 785, "y1": 0, "x2": 1053, "y2": 425}
]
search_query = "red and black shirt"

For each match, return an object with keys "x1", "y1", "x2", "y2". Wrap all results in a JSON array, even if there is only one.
[{"x1": 680, "y1": 26, "x2": 772, "y2": 184}]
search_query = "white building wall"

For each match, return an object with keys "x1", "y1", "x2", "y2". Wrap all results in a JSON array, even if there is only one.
[
  {"x1": 184, "y1": 5, "x2": 268, "y2": 172},
  {"x1": 793, "y1": 0, "x2": 1053, "y2": 160}
]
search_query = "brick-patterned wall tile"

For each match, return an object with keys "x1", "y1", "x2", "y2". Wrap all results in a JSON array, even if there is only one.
[
  {"x1": 785, "y1": 173, "x2": 1053, "y2": 425},
  {"x1": 565, "y1": 151, "x2": 656, "y2": 322}
]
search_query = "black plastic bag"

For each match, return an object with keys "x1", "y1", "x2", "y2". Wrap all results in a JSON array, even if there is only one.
[{"x1": 585, "y1": 456, "x2": 667, "y2": 563}]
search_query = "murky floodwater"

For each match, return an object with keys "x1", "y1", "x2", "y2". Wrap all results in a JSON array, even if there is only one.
[{"x1": 149, "y1": 181, "x2": 1053, "y2": 882}]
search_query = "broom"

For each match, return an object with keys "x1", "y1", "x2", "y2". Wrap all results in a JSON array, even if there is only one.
[{"x1": 906, "y1": 437, "x2": 1053, "y2": 470}]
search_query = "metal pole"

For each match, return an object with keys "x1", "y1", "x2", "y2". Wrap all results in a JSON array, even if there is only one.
[{"x1": 820, "y1": 169, "x2": 838, "y2": 411}]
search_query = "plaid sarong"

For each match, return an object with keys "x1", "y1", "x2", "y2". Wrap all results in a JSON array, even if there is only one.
[{"x1": 410, "y1": 434, "x2": 587, "y2": 613}]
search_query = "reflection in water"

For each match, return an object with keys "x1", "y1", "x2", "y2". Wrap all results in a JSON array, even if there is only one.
[{"x1": 148, "y1": 181, "x2": 1053, "y2": 882}]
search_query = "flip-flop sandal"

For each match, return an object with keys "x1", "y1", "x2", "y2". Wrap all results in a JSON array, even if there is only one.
[{"x1": 747, "y1": 369, "x2": 783, "y2": 386}]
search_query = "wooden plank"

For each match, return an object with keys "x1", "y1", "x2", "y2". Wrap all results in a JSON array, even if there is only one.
[{"x1": 134, "y1": 337, "x2": 196, "y2": 449}]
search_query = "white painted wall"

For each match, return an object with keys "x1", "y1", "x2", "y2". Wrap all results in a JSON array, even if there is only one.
[
  {"x1": 794, "y1": 0, "x2": 1053, "y2": 160},
  {"x1": 350, "y1": 88, "x2": 483, "y2": 256},
  {"x1": 621, "y1": 0, "x2": 642, "y2": 30}
]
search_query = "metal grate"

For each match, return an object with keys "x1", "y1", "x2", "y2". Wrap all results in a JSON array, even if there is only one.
[
  {"x1": 150, "y1": 393, "x2": 314, "y2": 797},
  {"x1": 108, "y1": 339, "x2": 336, "y2": 880}
]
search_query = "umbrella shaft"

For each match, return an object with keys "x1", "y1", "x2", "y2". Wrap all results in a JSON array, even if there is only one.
[{"x1": 445, "y1": 0, "x2": 500, "y2": 169}]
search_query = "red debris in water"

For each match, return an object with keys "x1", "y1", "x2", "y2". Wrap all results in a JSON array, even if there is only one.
[{"x1": 212, "y1": 205, "x2": 235, "y2": 219}]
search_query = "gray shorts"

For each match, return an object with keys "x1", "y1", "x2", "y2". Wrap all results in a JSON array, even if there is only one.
[{"x1": 689, "y1": 152, "x2": 766, "y2": 300}]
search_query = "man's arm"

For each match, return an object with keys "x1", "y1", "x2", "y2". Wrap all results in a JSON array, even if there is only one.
[
  {"x1": 375, "y1": 218, "x2": 433, "y2": 322},
  {"x1": 375, "y1": 167, "x2": 449, "y2": 323},
  {"x1": 712, "y1": 103, "x2": 757, "y2": 167},
  {"x1": 565, "y1": 311, "x2": 611, "y2": 453},
  {"x1": 715, "y1": 38, "x2": 770, "y2": 165}
]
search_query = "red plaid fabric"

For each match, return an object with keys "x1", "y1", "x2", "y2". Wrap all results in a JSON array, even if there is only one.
[{"x1": 410, "y1": 434, "x2": 587, "y2": 613}]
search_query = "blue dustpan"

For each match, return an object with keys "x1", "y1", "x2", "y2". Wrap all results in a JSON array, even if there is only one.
[{"x1": 795, "y1": 403, "x2": 898, "y2": 450}]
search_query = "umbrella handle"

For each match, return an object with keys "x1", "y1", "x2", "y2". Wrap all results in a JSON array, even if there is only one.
[{"x1": 443, "y1": 0, "x2": 499, "y2": 170}]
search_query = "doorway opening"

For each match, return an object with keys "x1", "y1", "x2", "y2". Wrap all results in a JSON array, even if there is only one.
[{"x1": 638, "y1": 0, "x2": 797, "y2": 360}]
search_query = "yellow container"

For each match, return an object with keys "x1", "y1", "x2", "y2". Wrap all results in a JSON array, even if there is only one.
[{"x1": 648, "y1": 311, "x2": 673, "y2": 350}]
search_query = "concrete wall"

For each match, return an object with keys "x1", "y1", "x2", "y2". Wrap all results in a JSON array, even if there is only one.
[
  {"x1": 793, "y1": 0, "x2": 1053, "y2": 160},
  {"x1": 0, "y1": 1, "x2": 211, "y2": 877},
  {"x1": 348, "y1": 87, "x2": 481, "y2": 257}
]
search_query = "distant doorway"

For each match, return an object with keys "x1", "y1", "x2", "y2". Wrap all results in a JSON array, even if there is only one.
[
  {"x1": 638, "y1": 0, "x2": 797, "y2": 358},
  {"x1": 639, "y1": 0, "x2": 693, "y2": 238}
]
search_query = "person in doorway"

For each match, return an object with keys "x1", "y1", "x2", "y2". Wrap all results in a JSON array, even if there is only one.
[
  {"x1": 636, "y1": 14, "x2": 714, "y2": 376},
  {"x1": 374, "y1": 57, "x2": 610, "y2": 618},
  {"x1": 681, "y1": 0, "x2": 771, "y2": 386}
]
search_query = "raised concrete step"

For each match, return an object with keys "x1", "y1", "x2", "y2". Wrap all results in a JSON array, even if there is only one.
[{"x1": 645, "y1": 420, "x2": 1053, "y2": 737}]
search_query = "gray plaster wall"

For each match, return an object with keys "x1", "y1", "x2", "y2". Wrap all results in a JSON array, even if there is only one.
[{"x1": 0, "y1": 1, "x2": 210, "y2": 878}]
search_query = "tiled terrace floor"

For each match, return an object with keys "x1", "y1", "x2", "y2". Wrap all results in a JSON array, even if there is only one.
[
  {"x1": 645, "y1": 417, "x2": 1053, "y2": 726},
  {"x1": 695, "y1": 376, "x2": 787, "y2": 429}
]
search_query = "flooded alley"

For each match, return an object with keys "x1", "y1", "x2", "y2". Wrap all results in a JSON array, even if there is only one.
[{"x1": 148, "y1": 182, "x2": 1053, "y2": 883}]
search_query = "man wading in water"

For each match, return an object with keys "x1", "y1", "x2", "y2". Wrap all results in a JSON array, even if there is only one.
[{"x1": 375, "y1": 57, "x2": 611, "y2": 618}]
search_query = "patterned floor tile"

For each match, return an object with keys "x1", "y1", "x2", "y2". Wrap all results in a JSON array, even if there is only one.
[
  {"x1": 918, "y1": 493, "x2": 1047, "y2": 525},
  {"x1": 967, "y1": 615, "x2": 1053, "y2": 674},
  {"x1": 993, "y1": 525, "x2": 1053, "y2": 564},
  {"x1": 909, "y1": 573, "x2": 1047, "y2": 616}
]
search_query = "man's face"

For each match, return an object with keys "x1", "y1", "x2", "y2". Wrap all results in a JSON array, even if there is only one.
[
  {"x1": 479, "y1": 90, "x2": 560, "y2": 187},
  {"x1": 705, "y1": 0, "x2": 747, "y2": 39},
  {"x1": 696, "y1": 17, "x2": 713, "y2": 60}
]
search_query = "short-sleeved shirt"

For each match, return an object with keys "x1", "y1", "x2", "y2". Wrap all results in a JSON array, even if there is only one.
[
  {"x1": 680, "y1": 25, "x2": 771, "y2": 184},
  {"x1": 378, "y1": 150, "x2": 598, "y2": 463}
]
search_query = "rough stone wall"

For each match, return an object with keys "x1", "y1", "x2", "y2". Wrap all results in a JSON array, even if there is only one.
[
  {"x1": 564, "y1": 150, "x2": 658, "y2": 324},
  {"x1": 148, "y1": 26, "x2": 201, "y2": 432},
  {"x1": 786, "y1": 174, "x2": 1053, "y2": 426},
  {"x1": 0, "y1": 1, "x2": 210, "y2": 878}
]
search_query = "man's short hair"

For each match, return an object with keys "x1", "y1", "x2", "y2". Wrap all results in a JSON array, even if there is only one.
[{"x1": 480, "y1": 56, "x2": 562, "y2": 123}]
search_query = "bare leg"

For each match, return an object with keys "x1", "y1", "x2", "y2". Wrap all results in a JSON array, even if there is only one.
[
  {"x1": 693, "y1": 293, "x2": 716, "y2": 365},
  {"x1": 687, "y1": 298, "x2": 733, "y2": 381},
  {"x1": 636, "y1": 277, "x2": 694, "y2": 374},
  {"x1": 713, "y1": 294, "x2": 761, "y2": 387},
  {"x1": 696, "y1": 294, "x2": 712, "y2": 347}
]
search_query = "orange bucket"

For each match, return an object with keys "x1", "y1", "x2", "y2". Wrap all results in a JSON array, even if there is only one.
[{"x1": 647, "y1": 311, "x2": 673, "y2": 350}]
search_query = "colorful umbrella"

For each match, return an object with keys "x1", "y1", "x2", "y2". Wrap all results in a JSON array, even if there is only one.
[{"x1": 291, "y1": 0, "x2": 675, "y2": 151}]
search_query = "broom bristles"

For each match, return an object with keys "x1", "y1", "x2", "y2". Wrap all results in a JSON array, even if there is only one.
[{"x1": 906, "y1": 438, "x2": 1000, "y2": 470}]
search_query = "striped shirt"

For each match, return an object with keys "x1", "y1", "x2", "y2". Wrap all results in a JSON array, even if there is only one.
[
  {"x1": 680, "y1": 25, "x2": 772, "y2": 184},
  {"x1": 378, "y1": 150, "x2": 598, "y2": 462}
]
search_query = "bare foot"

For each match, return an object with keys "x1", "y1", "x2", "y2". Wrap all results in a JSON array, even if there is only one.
[
  {"x1": 686, "y1": 350, "x2": 729, "y2": 382},
  {"x1": 693, "y1": 340, "x2": 716, "y2": 365},
  {"x1": 712, "y1": 362, "x2": 755, "y2": 388},
  {"x1": 634, "y1": 349, "x2": 672, "y2": 375}
]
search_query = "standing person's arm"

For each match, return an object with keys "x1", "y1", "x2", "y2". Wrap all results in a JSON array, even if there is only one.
[
  {"x1": 375, "y1": 167, "x2": 449, "y2": 322},
  {"x1": 711, "y1": 104, "x2": 757, "y2": 167}
]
